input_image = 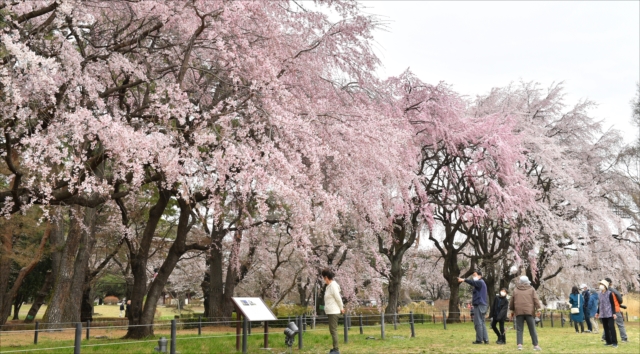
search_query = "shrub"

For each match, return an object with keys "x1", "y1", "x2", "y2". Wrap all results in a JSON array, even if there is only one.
[{"x1": 103, "y1": 296, "x2": 120, "y2": 305}]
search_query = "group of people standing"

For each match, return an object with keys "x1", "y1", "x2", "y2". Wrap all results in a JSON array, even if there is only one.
[
  {"x1": 459, "y1": 272, "x2": 629, "y2": 351},
  {"x1": 459, "y1": 272, "x2": 542, "y2": 351},
  {"x1": 568, "y1": 278, "x2": 628, "y2": 348}
]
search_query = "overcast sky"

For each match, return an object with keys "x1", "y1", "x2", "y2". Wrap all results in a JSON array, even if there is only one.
[{"x1": 362, "y1": 1, "x2": 640, "y2": 142}]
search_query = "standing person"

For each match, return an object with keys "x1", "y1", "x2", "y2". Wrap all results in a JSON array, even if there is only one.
[
  {"x1": 603, "y1": 277, "x2": 628, "y2": 343},
  {"x1": 595, "y1": 279, "x2": 618, "y2": 348},
  {"x1": 587, "y1": 288, "x2": 599, "y2": 334},
  {"x1": 569, "y1": 286, "x2": 585, "y2": 333},
  {"x1": 322, "y1": 269, "x2": 344, "y2": 354},
  {"x1": 491, "y1": 288, "x2": 509, "y2": 345},
  {"x1": 509, "y1": 276, "x2": 542, "y2": 351},
  {"x1": 119, "y1": 301, "x2": 125, "y2": 318},
  {"x1": 125, "y1": 300, "x2": 131, "y2": 319},
  {"x1": 458, "y1": 271, "x2": 489, "y2": 344},
  {"x1": 580, "y1": 284, "x2": 592, "y2": 332}
]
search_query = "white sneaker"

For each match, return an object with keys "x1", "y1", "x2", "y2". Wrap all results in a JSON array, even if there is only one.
[
  {"x1": 533, "y1": 346, "x2": 542, "y2": 351},
  {"x1": 517, "y1": 344, "x2": 523, "y2": 351}
]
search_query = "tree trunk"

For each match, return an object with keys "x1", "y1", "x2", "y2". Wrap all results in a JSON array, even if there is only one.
[
  {"x1": 81, "y1": 282, "x2": 94, "y2": 322},
  {"x1": 44, "y1": 208, "x2": 85, "y2": 327},
  {"x1": 447, "y1": 279, "x2": 462, "y2": 321},
  {"x1": 62, "y1": 207, "x2": 97, "y2": 323},
  {"x1": 24, "y1": 271, "x2": 54, "y2": 323},
  {"x1": 0, "y1": 222, "x2": 52, "y2": 326},
  {"x1": 124, "y1": 190, "x2": 171, "y2": 338},
  {"x1": 385, "y1": 259, "x2": 403, "y2": 315},
  {"x1": 443, "y1": 245, "x2": 463, "y2": 323},
  {"x1": 125, "y1": 197, "x2": 192, "y2": 339},
  {"x1": 482, "y1": 262, "x2": 497, "y2": 317},
  {"x1": 220, "y1": 231, "x2": 242, "y2": 318},
  {"x1": 0, "y1": 248, "x2": 11, "y2": 325},
  {"x1": 12, "y1": 294, "x2": 23, "y2": 320},
  {"x1": 207, "y1": 231, "x2": 227, "y2": 319}
]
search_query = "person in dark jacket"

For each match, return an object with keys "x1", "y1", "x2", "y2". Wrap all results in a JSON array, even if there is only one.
[
  {"x1": 580, "y1": 284, "x2": 592, "y2": 332},
  {"x1": 569, "y1": 286, "x2": 585, "y2": 333},
  {"x1": 595, "y1": 279, "x2": 618, "y2": 348},
  {"x1": 587, "y1": 288, "x2": 599, "y2": 334},
  {"x1": 458, "y1": 271, "x2": 489, "y2": 344},
  {"x1": 491, "y1": 288, "x2": 509, "y2": 345}
]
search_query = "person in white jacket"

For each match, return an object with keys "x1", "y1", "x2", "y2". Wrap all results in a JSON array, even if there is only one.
[{"x1": 322, "y1": 269, "x2": 344, "y2": 354}]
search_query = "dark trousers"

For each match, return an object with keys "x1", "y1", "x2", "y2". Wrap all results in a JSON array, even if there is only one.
[
  {"x1": 602, "y1": 317, "x2": 617, "y2": 345},
  {"x1": 491, "y1": 318, "x2": 504, "y2": 338},
  {"x1": 328, "y1": 314, "x2": 339, "y2": 350},
  {"x1": 574, "y1": 321, "x2": 584, "y2": 333}
]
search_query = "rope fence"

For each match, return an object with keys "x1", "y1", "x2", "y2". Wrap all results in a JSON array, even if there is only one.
[{"x1": 0, "y1": 310, "x2": 633, "y2": 354}]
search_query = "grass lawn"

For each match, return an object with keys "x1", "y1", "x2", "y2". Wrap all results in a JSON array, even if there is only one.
[
  {"x1": 13, "y1": 304, "x2": 203, "y2": 321},
  {"x1": 1, "y1": 320, "x2": 638, "y2": 353}
]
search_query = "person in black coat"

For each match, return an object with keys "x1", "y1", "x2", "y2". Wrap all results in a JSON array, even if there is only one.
[{"x1": 491, "y1": 288, "x2": 509, "y2": 345}]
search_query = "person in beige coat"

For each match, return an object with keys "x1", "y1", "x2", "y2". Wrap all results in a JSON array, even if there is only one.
[
  {"x1": 509, "y1": 276, "x2": 542, "y2": 351},
  {"x1": 322, "y1": 269, "x2": 344, "y2": 354}
]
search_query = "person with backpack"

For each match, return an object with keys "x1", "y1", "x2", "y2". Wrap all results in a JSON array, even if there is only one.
[
  {"x1": 602, "y1": 277, "x2": 628, "y2": 343},
  {"x1": 491, "y1": 288, "x2": 509, "y2": 345},
  {"x1": 587, "y1": 288, "x2": 599, "y2": 334},
  {"x1": 595, "y1": 279, "x2": 618, "y2": 348}
]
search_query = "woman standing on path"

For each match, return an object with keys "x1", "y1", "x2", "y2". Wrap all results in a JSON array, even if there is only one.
[
  {"x1": 491, "y1": 288, "x2": 509, "y2": 344},
  {"x1": 569, "y1": 286, "x2": 585, "y2": 333},
  {"x1": 322, "y1": 269, "x2": 345, "y2": 354}
]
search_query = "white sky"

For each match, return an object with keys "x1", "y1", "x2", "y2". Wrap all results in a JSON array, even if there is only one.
[{"x1": 362, "y1": 1, "x2": 640, "y2": 142}]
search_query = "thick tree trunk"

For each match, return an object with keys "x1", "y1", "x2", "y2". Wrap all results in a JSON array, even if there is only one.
[
  {"x1": 385, "y1": 259, "x2": 403, "y2": 315},
  {"x1": 0, "y1": 250, "x2": 11, "y2": 325},
  {"x1": 62, "y1": 207, "x2": 97, "y2": 323},
  {"x1": 12, "y1": 294, "x2": 23, "y2": 320},
  {"x1": 481, "y1": 262, "x2": 497, "y2": 317},
  {"x1": 207, "y1": 232, "x2": 226, "y2": 319},
  {"x1": 443, "y1": 246, "x2": 462, "y2": 323},
  {"x1": 81, "y1": 283, "x2": 94, "y2": 322},
  {"x1": 24, "y1": 271, "x2": 54, "y2": 323},
  {"x1": 44, "y1": 209, "x2": 84, "y2": 327},
  {"x1": 125, "y1": 197, "x2": 192, "y2": 339},
  {"x1": 124, "y1": 190, "x2": 171, "y2": 338},
  {"x1": 447, "y1": 279, "x2": 462, "y2": 321}
]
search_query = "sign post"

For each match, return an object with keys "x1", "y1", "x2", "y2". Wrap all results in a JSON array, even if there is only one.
[{"x1": 232, "y1": 297, "x2": 278, "y2": 351}]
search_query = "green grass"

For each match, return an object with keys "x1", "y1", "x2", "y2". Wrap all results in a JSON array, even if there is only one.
[
  {"x1": 1, "y1": 321, "x2": 638, "y2": 353},
  {"x1": 12, "y1": 304, "x2": 205, "y2": 322}
]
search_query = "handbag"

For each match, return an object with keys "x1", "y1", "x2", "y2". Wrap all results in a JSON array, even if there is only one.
[{"x1": 570, "y1": 295, "x2": 580, "y2": 314}]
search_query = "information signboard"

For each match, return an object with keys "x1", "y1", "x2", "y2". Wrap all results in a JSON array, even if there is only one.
[{"x1": 231, "y1": 297, "x2": 277, "y2": 322}]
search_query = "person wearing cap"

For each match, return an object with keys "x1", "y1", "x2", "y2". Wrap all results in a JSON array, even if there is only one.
[
  {"x1": 580, "y1": 284, "x2": 592, "y2": 332},
  {"x1": 602, "y1": 277, "x2": 627, "y2": 343},
  {"x1": 457, "y1": 271, "x2": 489, "y2": 344},
  {"x1": 595, "y1": 279, "x2": 618, "y2": 348},
  {"x1": 508, "y1": 275, "x2": 542, "y2": 351}
]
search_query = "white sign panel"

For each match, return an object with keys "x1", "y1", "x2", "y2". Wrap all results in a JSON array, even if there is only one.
[{"x1": 231, "y1": 297, "x2": 277, "y2": 322}]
